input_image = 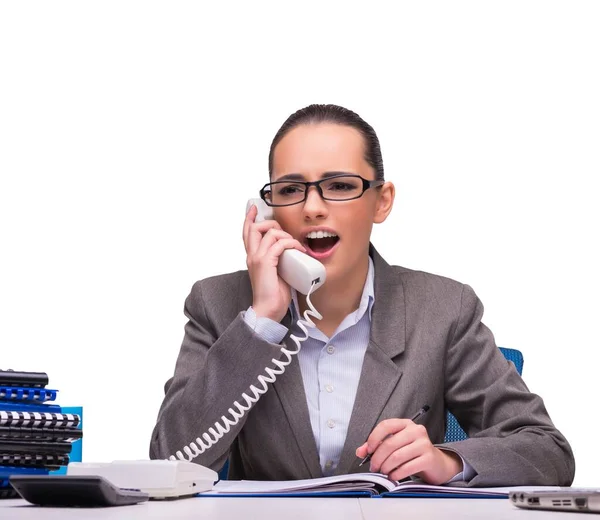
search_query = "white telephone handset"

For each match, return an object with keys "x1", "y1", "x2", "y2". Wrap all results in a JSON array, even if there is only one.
[
  {"x1": 246, "y1": 198, "x2": 326, "y2": 295},
  {"x1": 171, "y1": 200, "x2": 325, "y2": 464}
]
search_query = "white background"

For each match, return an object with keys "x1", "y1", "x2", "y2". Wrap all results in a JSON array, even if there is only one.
[{"x1": 1, "y1": 1, "x2": 598, "y2": 486}]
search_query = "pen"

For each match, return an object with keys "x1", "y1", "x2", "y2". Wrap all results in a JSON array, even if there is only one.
[{"x1": 358, "y1": 405, "x2": 430, "y2": 467}]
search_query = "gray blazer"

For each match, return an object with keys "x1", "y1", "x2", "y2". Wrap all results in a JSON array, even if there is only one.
[{"x1": 149, "y1": 245, "x2": 575, "y2": 486}]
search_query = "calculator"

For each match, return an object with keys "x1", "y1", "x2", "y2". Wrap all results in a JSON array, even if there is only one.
[{"x1": 9, "y1": 475, "x2": 149, "y2": 507}]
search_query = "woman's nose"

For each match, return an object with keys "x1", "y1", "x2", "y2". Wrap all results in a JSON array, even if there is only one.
[{"x1": 302, "y1": 186, "x2": 328, "y2": 220}]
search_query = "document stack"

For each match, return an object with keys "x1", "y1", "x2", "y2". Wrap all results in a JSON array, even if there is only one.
[{"x1": 0, "y1": 369, "x2": 82, "y2": 498}]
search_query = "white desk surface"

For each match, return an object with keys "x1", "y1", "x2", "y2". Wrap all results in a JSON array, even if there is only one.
[
  {"x1": 0, "y1": 496, "x2": 589, "y2": 519},
  {"x1": 0, "y1": 496, "x2": 359, "y2": 520},
  {"x1": 360, "y1": 497, "x2": 589, "y2": 519}
]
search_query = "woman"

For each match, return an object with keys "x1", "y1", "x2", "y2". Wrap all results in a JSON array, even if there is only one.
[{"x1": 150, "y1": 104, "x2": 575, "y2": 486}]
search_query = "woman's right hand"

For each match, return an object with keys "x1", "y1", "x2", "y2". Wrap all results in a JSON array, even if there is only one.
[{"x1": 243, "y1": 204, "x2": 307, "y2": 323}]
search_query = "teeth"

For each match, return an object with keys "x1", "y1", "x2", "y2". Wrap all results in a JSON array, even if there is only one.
[{"x1": 306, "y1": 230, "x2": 338, "y2": 239}]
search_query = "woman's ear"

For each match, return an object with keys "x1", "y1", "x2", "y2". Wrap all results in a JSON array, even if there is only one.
[{"x1": 373, "y1": 182, "x2": 395, "y2": 224}]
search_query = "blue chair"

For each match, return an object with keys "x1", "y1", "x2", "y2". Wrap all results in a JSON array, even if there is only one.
[
  {"x1": 443, "y1": 347, "x2": 524, "y2": 443},
  {"x1": 219, "y1": 460, "x2": 229, "y2": 481}
]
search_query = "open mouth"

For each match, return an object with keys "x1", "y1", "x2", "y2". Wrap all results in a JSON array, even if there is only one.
[
  {"x1": 304, "y1": 230, "x2": 340, "y2": 256},
  {"x1": 307, "y1": 236, "x2": 339, "y2": 253}
]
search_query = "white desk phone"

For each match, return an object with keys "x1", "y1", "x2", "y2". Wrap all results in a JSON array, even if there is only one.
[
  {"x1": 246, "y1": 198, "x2": 327, "y2": 294},
  {"x1": 65, "y1": 459, "x2": 218, "y2": 499},
  {"x1": 22, "y1": 199, "x2": 328, "y2": 501}
]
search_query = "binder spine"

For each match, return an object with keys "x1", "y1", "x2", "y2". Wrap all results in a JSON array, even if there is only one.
[
  {"x1": 0, "y1": 453, "x2": 69, "y2": 469},
  {"x1": 0, "y1": 441, "x2": 73, "y2": 455},
  {"x1": 0, "y1": 411, "x2": 81, "y2": 429},
  {"x1": 0, "y1": 370, "x2": 49, "y2": 388},
  {"x1": 0, "y1": 386, "x2": 58, "y2": 402},
  {"x1": 0, "y1": 466, "x2": 49, "y2": 478},
  {"x1": 0, "y1": 426, "x2": 82, "y2": 442},
  {"x1": 0, "y1": 402, "x2": 62, "y2": 413}
]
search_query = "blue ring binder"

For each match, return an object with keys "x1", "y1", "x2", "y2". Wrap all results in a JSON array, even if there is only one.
[{"x1": 0, "y1": 386, "x2": 58, "y2": 403}]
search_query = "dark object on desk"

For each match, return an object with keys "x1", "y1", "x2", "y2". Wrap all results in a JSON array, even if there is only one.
[
  {"x1": 511, "y1": 489, "x2": 600, "y2": 514},
  {"x1": 9, "y1": 475, "x2": 149, "y2": 507},
  {"x1": 0, "y1": 370, "x2": 48, "y2": 388}
]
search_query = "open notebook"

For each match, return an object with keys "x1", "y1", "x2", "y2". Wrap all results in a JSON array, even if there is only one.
[{"x1": 203, "y1": 473, "x2": 561, "y2": 498}]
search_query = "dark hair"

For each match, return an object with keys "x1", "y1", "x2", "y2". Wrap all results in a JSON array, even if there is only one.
[{"x1": 268, "y1": 104, "x2": 384, "y2": 181}]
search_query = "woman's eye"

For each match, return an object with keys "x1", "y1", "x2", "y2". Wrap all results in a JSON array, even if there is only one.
[
  {"x1": 278, "y1": 184, "x2": 303, "y2": 196},
  {"x1": 328, "y1": 182, "x2": 355, "y2": 191}
]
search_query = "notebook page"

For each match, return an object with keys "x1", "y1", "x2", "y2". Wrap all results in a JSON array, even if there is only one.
[{"x1": 212, "y1": 473, "x2": 395, "y2": 494}]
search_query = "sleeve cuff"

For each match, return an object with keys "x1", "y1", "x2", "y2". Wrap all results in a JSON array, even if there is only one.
[
  {"x1": 242, "y1": 306, "x2": 289, "y2": 344},
  {"x1": 437, "y1": 447, "x2": 477, "y2": 483}
]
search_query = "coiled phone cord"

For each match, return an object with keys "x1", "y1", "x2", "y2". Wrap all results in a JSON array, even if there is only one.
[{"x1": 171, "y1": 281, "x2": 321, "y2": 462}]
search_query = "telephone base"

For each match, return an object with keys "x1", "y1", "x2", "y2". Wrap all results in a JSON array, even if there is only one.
[{"x1": 67, "y1": 460, "x2": 218, "y2": 499}]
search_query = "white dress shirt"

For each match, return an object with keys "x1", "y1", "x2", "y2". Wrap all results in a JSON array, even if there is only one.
[{"x1": 242, "y1": 257, "x2": 475, "y2": 481}]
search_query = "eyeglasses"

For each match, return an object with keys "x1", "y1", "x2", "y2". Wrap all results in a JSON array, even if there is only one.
[{"x1": 259, "y1": 174, "x2": 384, "y2": 207}]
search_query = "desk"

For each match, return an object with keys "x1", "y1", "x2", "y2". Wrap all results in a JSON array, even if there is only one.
[
  {"x1": 0, "y1": 496, "x2": 589, "y2": 519},
  {"x1": 0, "y1": 497, "x2": 360, "y2": 520},
  {"x1": 360, "y1": 497, "x2": 588, "y2": 519}
]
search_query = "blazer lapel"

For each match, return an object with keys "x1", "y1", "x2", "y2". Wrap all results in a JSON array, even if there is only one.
[
  {"x1": 271, "y1": 310, "x2": 323, "y2": 478},
  {"x1": 335, "y1": 244, "x2": 407, "y2": 475}
]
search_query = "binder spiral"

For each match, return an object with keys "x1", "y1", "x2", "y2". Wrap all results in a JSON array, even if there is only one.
[
  {"x1": 0, "y1": 453, "x2": 69, "y2": 469},
  {"x1": 0, "y1": 411, "x2": 80, "y2": 429},
  {"x1": 0, "y1": 386, "x2": 57, "y2": 402},
  {"x1": 0, "y1": 426, "x2": 82, "y2": 442}
]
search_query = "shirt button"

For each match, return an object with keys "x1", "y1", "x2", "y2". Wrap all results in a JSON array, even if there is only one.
[
  {"x1": 326, "y1": 345, "x2": 335, "y2": 354},
  {"x1": 325, "y1": 384, "x2": 334, "y2": 393},
  {"x1": 327, "y1": 419, "x2": 335, "y2": 429},
  {"x1": 325, "y1": 460, "x2": 334, "y2": 469}
]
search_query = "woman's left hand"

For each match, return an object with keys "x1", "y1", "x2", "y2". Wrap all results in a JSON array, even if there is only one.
[{"x1": 355, "y1": 418, "x2": 463, "y2": 484}]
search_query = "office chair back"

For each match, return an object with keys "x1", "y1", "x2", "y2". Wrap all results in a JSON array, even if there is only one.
[{"x1": 443, "y1": 347, "x2": 524, "y2": 443}]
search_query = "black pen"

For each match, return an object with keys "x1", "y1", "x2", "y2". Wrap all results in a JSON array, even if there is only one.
[{"x1": 358, "y1": 405, "x2": 430, "y2": 467}]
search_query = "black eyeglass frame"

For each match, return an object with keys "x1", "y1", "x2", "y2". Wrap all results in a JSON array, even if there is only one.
[{"x1": 259, "y1": 174, "x2": 385, "y2": 207}]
